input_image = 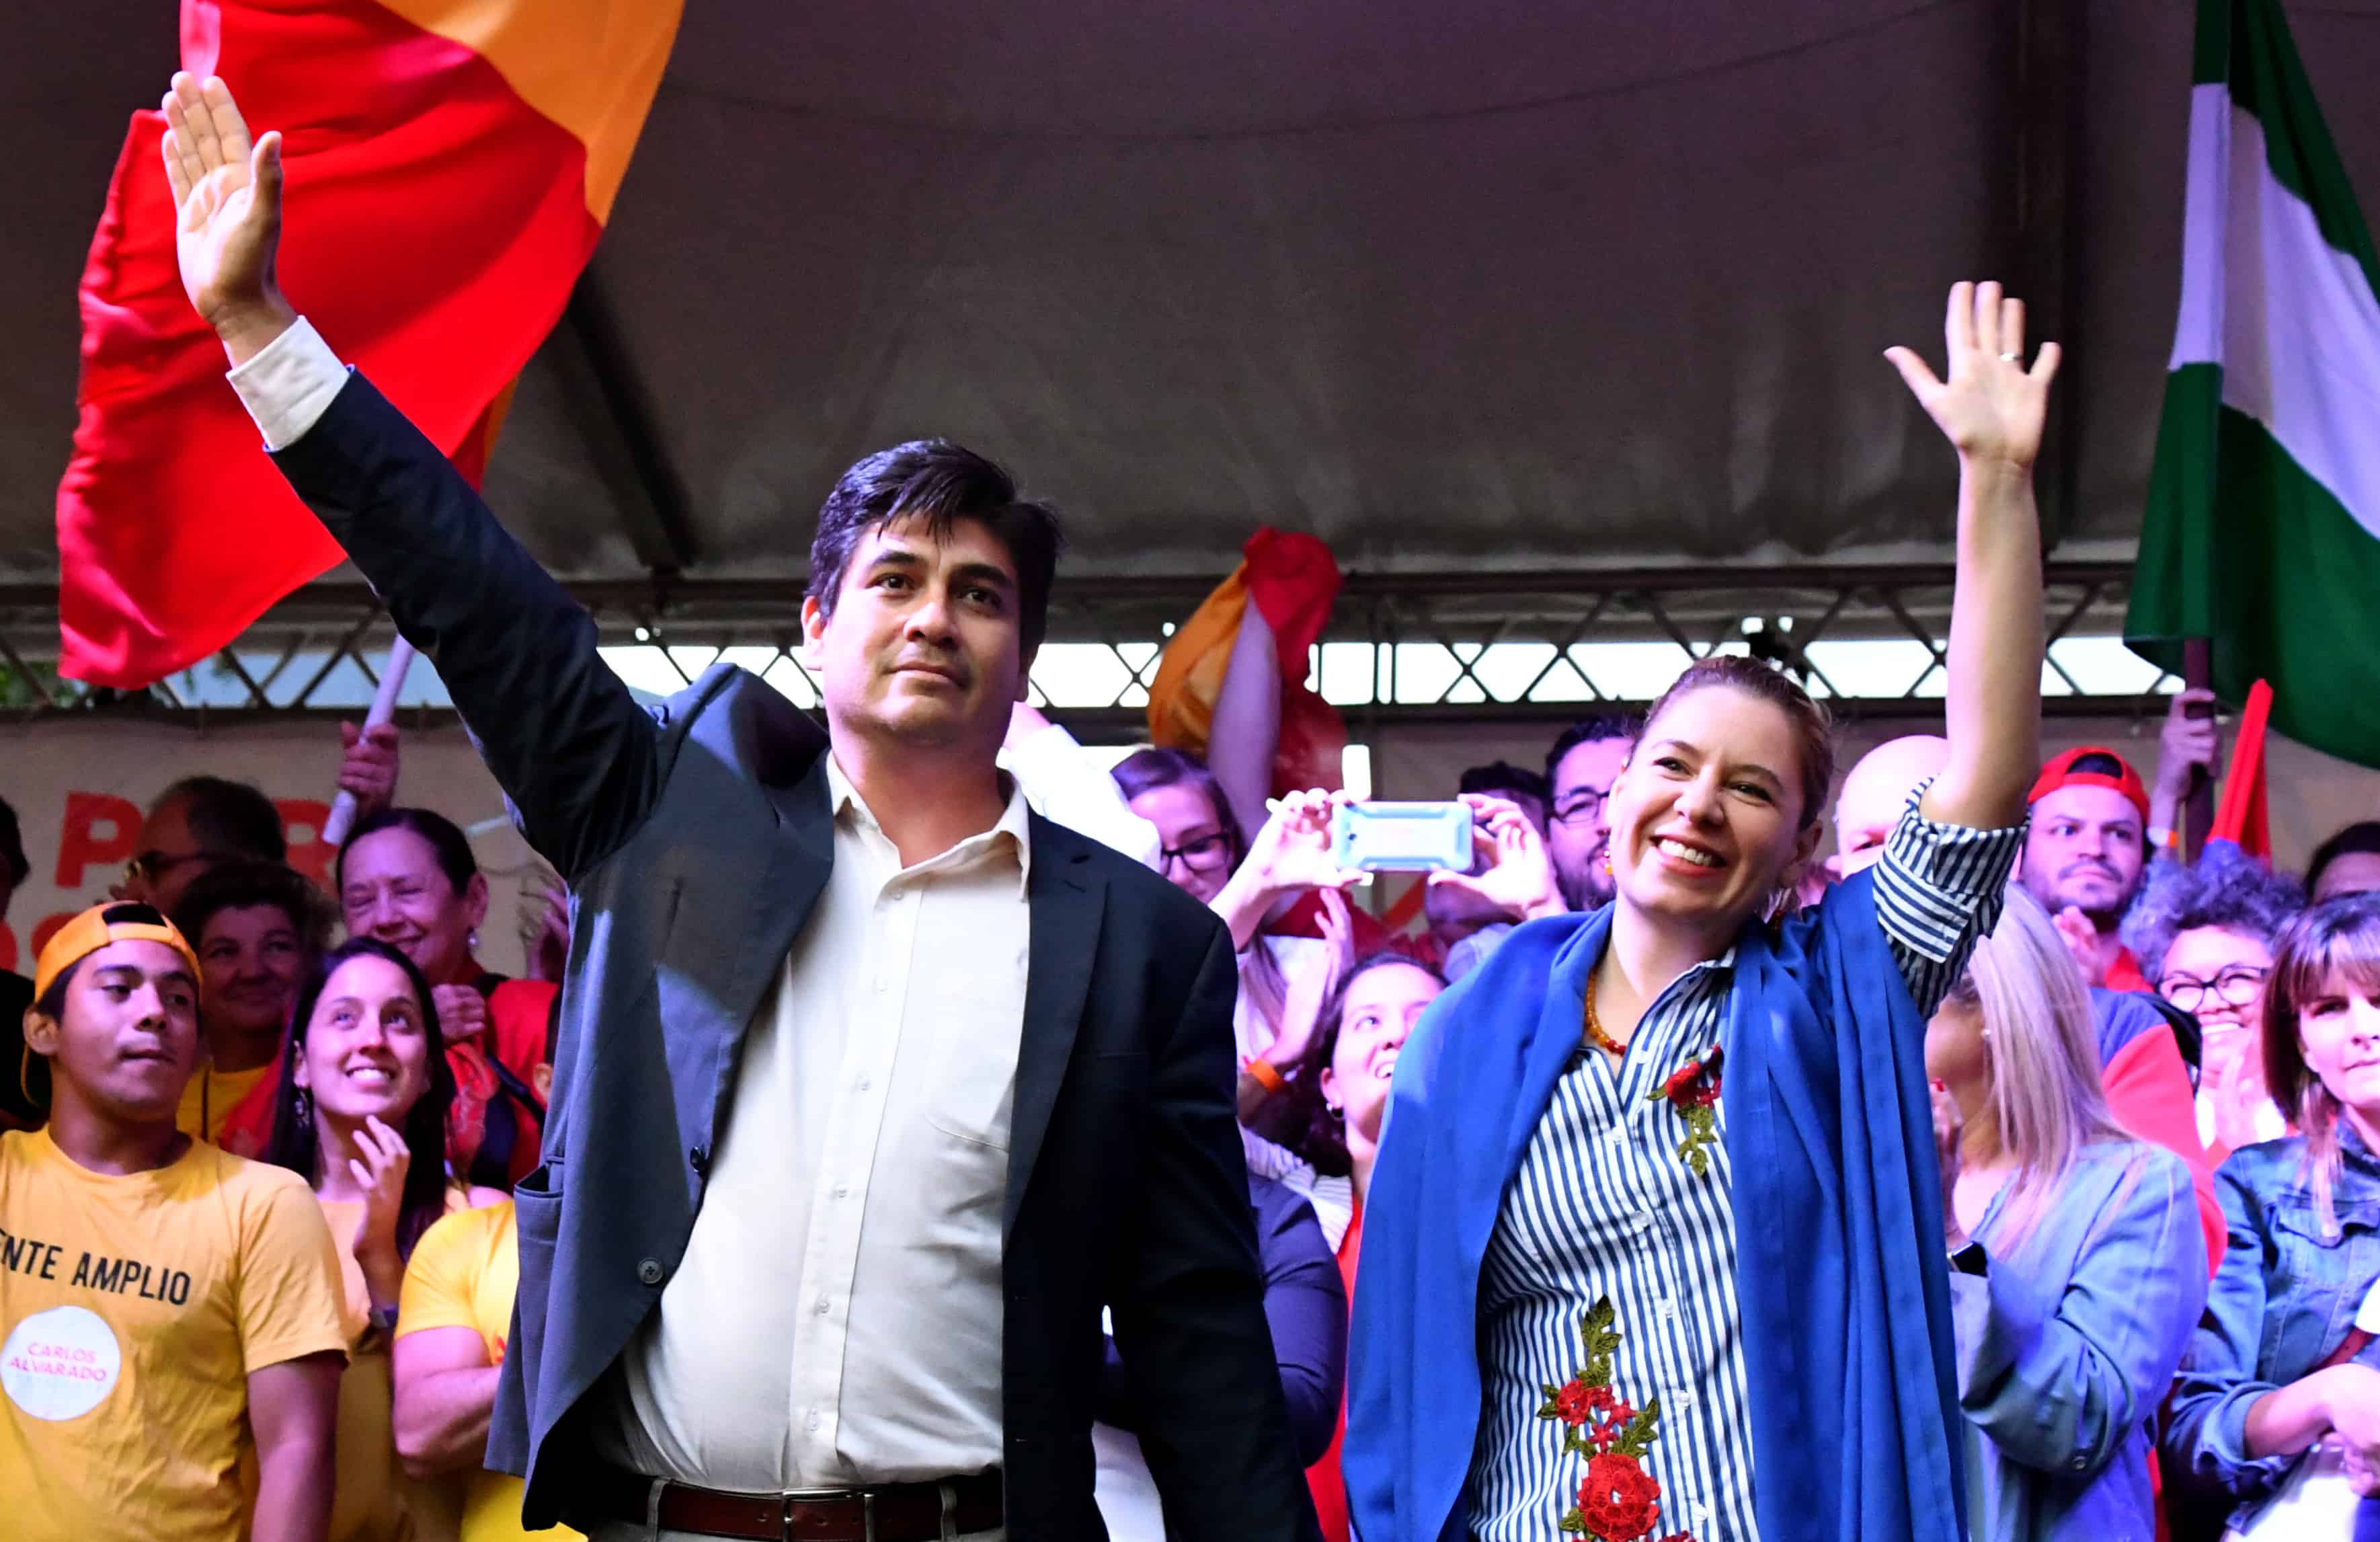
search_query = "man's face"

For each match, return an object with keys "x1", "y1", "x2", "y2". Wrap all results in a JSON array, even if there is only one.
[
  {"x1": 1829, "y1": 734, "x2": 1950, "y2": 879},
  {"x1": 26, "y1": 939, "x2": 200, "y2": 1125},
  {"x1": 803, "y1": 516, "x2": 1029, "y2": 759},
  {"x1": 1546, "y1": 738, "x2": 1630, "y2": 909},
  {"x1": 2019, "y1": 785, "x2": 2147, "y2": 923},
  {"x1": 118, "y1": 795, "x2": 226, "y2": 914}
]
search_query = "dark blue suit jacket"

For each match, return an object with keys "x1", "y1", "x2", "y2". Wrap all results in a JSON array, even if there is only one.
[{"x1": 268, "y1": 372, "x2": 1320, "y2": 1541}]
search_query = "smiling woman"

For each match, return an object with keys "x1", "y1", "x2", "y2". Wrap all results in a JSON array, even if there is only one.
[
  {"x1": 262, "y1": 936, "x2": 501, "y2": 1542},
  {"x1": 1347, "y1": 282, "x2": 2057, "y2": 1542}
]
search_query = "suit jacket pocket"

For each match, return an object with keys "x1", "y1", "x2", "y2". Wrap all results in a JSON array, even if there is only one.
[{"x1": 510, "y1": 1169, "x2": 564, "y2": 1402}]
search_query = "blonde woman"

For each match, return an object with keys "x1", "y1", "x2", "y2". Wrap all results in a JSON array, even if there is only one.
[{"x1": 1928, "y1": 887, "x2": 2207, "y2": 1542}]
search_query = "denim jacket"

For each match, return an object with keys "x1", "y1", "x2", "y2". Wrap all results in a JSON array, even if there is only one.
[
  {"x1": 2164, "y1": 1122, "x2": 2380, "y2": 1530},
  {"x1": 1954, "y1": 1140, "x2": 2206, "y2": 1542}
]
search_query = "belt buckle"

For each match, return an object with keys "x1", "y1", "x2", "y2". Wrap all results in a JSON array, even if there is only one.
[{"x1": 773, "y1": 1486, "x2": 873, "y2": 1542}]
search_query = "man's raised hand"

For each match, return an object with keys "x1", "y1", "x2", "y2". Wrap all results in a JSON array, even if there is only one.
[
  {"x1": 1884, "y1": 280, "x2": 2061, "y2": 472},
  {"x1": 161, "y1": 72, "x2": 294, "y2": 364}
]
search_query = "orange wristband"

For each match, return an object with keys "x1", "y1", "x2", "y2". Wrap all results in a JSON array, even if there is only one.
[{"x1": 1245, "y1": 1057, "x2": 1287, "y2": 1095}]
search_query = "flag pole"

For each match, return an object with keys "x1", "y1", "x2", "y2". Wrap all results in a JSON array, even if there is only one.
[
  {"x1": 2182, "y1": 635, "x2": 2215, "y2": 859},
  {"x1": 322, "y1": 637, "x2": 416, "y2": 847}
]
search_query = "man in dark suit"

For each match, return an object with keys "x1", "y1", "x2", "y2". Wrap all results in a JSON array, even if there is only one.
[{"x1": 163, "y1": 71, "x2": 1318, "y2": 1542}]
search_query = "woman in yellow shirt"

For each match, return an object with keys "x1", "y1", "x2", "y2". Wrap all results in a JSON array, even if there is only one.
[
  {"x1": 262, "y1": 937, "x2": 504, "y2": 1542},
  {"x1": 169, "y1": 860, "x2": 330, "y2": 1155}
]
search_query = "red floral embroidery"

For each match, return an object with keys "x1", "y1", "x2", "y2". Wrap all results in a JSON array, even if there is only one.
[
  {"x1": 1587, "y1": 1397, "x2": 1636, "y2": 1451},
  {"x1": 1578, "y1": 1451, "x2": 1664, "y2": 1542},
  {"x1": 1534, "y1": 1299, "x2": 1694, "y2": 1541},
  {"x1": 1552, "y1": 1379, "x2": 1605, "y2": 1427},
  {"x1": 1647, "y1": 1047, "x2": 1723, "y2": 1175}
]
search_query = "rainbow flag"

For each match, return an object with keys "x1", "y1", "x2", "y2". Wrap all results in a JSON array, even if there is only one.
[{"x1": 55, "y1": 0, "x2": 684, "y2": 687}]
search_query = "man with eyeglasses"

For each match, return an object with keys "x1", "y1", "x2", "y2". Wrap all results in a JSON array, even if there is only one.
[
  {"x1": 111, "y1": 776, "x2": 288, "y2": 915},
  {"x1": 1542, "y1": 715, "x2": 1635, "y2": 912}
]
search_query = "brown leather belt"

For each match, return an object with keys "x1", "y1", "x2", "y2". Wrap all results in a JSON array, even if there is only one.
[{"x1": 576, "y1": 1465, "x2": 1003, "y2": 1541}]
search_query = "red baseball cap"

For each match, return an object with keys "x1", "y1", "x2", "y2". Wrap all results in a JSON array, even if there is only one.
[{"x1": 2026, "y1": 746, "x2": 2149, "y2": 820}]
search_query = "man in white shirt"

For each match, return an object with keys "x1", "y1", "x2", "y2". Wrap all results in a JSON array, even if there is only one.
[{"x1": 159, "y1": 71, "x2": 1322, "y2": 1542}]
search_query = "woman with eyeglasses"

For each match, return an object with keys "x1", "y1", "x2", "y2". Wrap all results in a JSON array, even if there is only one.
[
  {"x1": 1113, "y1": 749, "x2": 1370, "y2": 1243},
  {"x1": 2123, "y1": 843, "x2": 2305, "y2": 1159}
]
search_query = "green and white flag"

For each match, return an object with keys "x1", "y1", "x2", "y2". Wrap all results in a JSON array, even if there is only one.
[{"x1": 2126, "y1": 0, "x2": 2380, "y2": 767}]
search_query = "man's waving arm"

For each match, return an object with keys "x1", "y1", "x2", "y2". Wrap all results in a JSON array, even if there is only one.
[{"x1": 163, "y1": 72, "x2": 659, "y2": 879}]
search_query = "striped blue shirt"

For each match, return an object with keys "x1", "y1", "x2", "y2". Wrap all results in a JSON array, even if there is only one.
[{"x1": 1465, "y1": 790, "x2": 2027, "y2": 1542}]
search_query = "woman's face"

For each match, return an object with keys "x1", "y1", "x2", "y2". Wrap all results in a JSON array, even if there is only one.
[
  {"x1": 1320, "y1": 963, "x2": 1443, "y2": 1150},
  {"x1": 2295, "y1": 966, "x2": 2380, "y2": 1120},
  {"x1": 2159, "y1": 925, "x2": 2273, "y2": 1036},
  {"x1": 294, "y1": 954, "x2": 432, "y2": 1132},
  {"x1": 1924, "y1": 991, "x2": 1990, "y2": 1098},
  {"x1": 339, "y1": 828, "x2": 484, "y2": 984},
  {"x1": 1606, "y1": 686, "x2": 1819, "y2": 935},
  {"x1": 1127, "y1": 783, "x2": 1236, "y2": 904},
  {"x1": 196, "y1": 904, "x2": 307, "y2": 1041}
]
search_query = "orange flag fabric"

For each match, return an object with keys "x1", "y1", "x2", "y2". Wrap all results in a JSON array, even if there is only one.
[
  {"x1": 1148, "y1": 528, "x2": 1347, "y2": 796},
  {"x1": 55, "y1": 0, "x2": 684, "y2": 687}
]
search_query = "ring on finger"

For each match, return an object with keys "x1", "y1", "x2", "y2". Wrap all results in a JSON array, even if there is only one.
[{"x1": 1999, "y1": 351, "x2": 2022, "y2": 362}]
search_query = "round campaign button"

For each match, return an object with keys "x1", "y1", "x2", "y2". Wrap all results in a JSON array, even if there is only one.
[{"x1": 1, "y1": 1305, "x2": 123, "y2": 1422}]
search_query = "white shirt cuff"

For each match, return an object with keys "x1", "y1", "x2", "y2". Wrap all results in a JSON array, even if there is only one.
[{"x1": 225, "y1": 316, "x2": 349, "y2": 451}]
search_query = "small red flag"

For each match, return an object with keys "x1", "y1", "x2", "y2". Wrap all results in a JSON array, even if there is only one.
[{"x1": 2209, "y1": 679, "x2": 2272, "y2": 861}]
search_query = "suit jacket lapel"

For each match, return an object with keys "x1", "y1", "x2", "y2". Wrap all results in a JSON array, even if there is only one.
[
  {"x1": 1005, "y1": 816, "x2": 1105, "y2": 1239},
  {"x1": 745, "y1": 759, "x2": 836, "y2": 1011}
]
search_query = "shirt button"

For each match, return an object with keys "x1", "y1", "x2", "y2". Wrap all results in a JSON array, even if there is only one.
[
  {"x1": 1670, "y1": 1385, "x2": 1698, "y2": 1412},
  {"x1": 1630, "y1": 1211, "x2": 1653, "y2": 1234},
  {"x1": 814, "y1": 1296, "x2": 830, "y2": 1316},
  {"x1": 637, "y1": 1258, "x2": 665, "y2": 1286},
  {"x1": 856, "y1": 1077, "x2": 873, "y2": 1092},
  {"x1": 806, "y1": 1411, "x2": 822, "y2": 1433},
  {"x1": 834, "y1": 1186, "x2": 850, "y2": 1200}
]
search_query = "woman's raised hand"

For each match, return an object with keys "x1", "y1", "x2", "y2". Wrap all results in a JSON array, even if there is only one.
[{"x1": 1885, "y1": 280, "x2": 2061, "y2": 472}]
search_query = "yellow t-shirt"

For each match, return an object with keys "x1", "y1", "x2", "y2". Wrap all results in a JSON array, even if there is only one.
[
  {"x1": 321, "y1": 1188, "x2": 487, "y2": 1542},
  {"x1": 397, "y1": 1200, "x2": 580, "y2": 1542},
  {"x1": 0, "y1": 1126, "x2": 347, "y2": 1542},
  {"x1": 175, "y1": 1061, "x2": 274, "y2": 1147}
]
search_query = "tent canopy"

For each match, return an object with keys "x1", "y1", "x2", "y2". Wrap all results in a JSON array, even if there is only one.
[{"x1": 12, "y1": 0, "x2": 2380, "y2": 596}]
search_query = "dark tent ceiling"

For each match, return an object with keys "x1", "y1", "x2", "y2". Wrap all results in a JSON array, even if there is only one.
[{"x1": 12, "y1": 0, "x2": 2380, "y2": 596}]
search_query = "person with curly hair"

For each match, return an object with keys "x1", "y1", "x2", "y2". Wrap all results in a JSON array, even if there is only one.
[{"x1": 2122, "y1": 844, "x2": 2305, "y2": 1159}]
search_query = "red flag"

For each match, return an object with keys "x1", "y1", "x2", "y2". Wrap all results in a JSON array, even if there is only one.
[
  {"x1": 1147, "y1": 527, "x2": 1348, "y2": 796},
  {"x1": 2209, "y1": 679, "x2": 2272, "y2": 860},
  {"x1": 55, "y1": 0, "x2": 683, "y2": 688}
]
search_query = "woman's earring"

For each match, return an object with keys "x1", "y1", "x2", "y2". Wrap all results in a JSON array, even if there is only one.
[
  {"x1": 294, "y1": 1087, "x2": 311, "y2": 1127},
  {"x1": 467, "y1": 929, "x2": 480, "y2": 952},
  {"x1": 1602, "y1": 849, "x2": 1614, "y2": 876},
  {"x1": 1325, "y1": 1102, "x2": 1345, "y2": 1122}
]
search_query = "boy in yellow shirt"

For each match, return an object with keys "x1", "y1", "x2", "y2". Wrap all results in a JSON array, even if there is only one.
[{"x1": 2, "y1": 902, "x2": 347, "y2": 1542}]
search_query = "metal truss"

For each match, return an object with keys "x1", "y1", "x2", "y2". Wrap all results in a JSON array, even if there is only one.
[{"x1": 0, "y1": 563, "x2": 2170, "y2": 734}]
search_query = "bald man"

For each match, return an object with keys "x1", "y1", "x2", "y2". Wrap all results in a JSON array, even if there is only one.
[
  {"x1": 1829, "y1": 734, "x2": 2226, "y2": 1267},
  {"x1": 1831, "y1": 735, "x2": 1951, "y2": 879}
]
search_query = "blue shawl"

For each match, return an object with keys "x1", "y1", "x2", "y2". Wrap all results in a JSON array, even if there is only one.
[{"x1": 1343, "y1": 870, "x2": 1967, "y2": 1542}]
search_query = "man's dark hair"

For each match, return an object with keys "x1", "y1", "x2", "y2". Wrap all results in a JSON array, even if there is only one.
[
  {"x1": 806, "y1": 439, "x2": 1064, "y2": 656},
  {"x1": 155, "y1": 776, "x2": 285, "y2": 863},
  {"x1": 0, "y1": 793, "x2": 27, "y2": 892},
  {"x1": 1544, "y1": 714, "x2": 1640, "y2": 789},
  {"x1": 1458, "y1": 761, "x2": 1548, "y2": 806},
  {"x1": 2308, "y1": 820, "x2": 2380, "y2": 896}
]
